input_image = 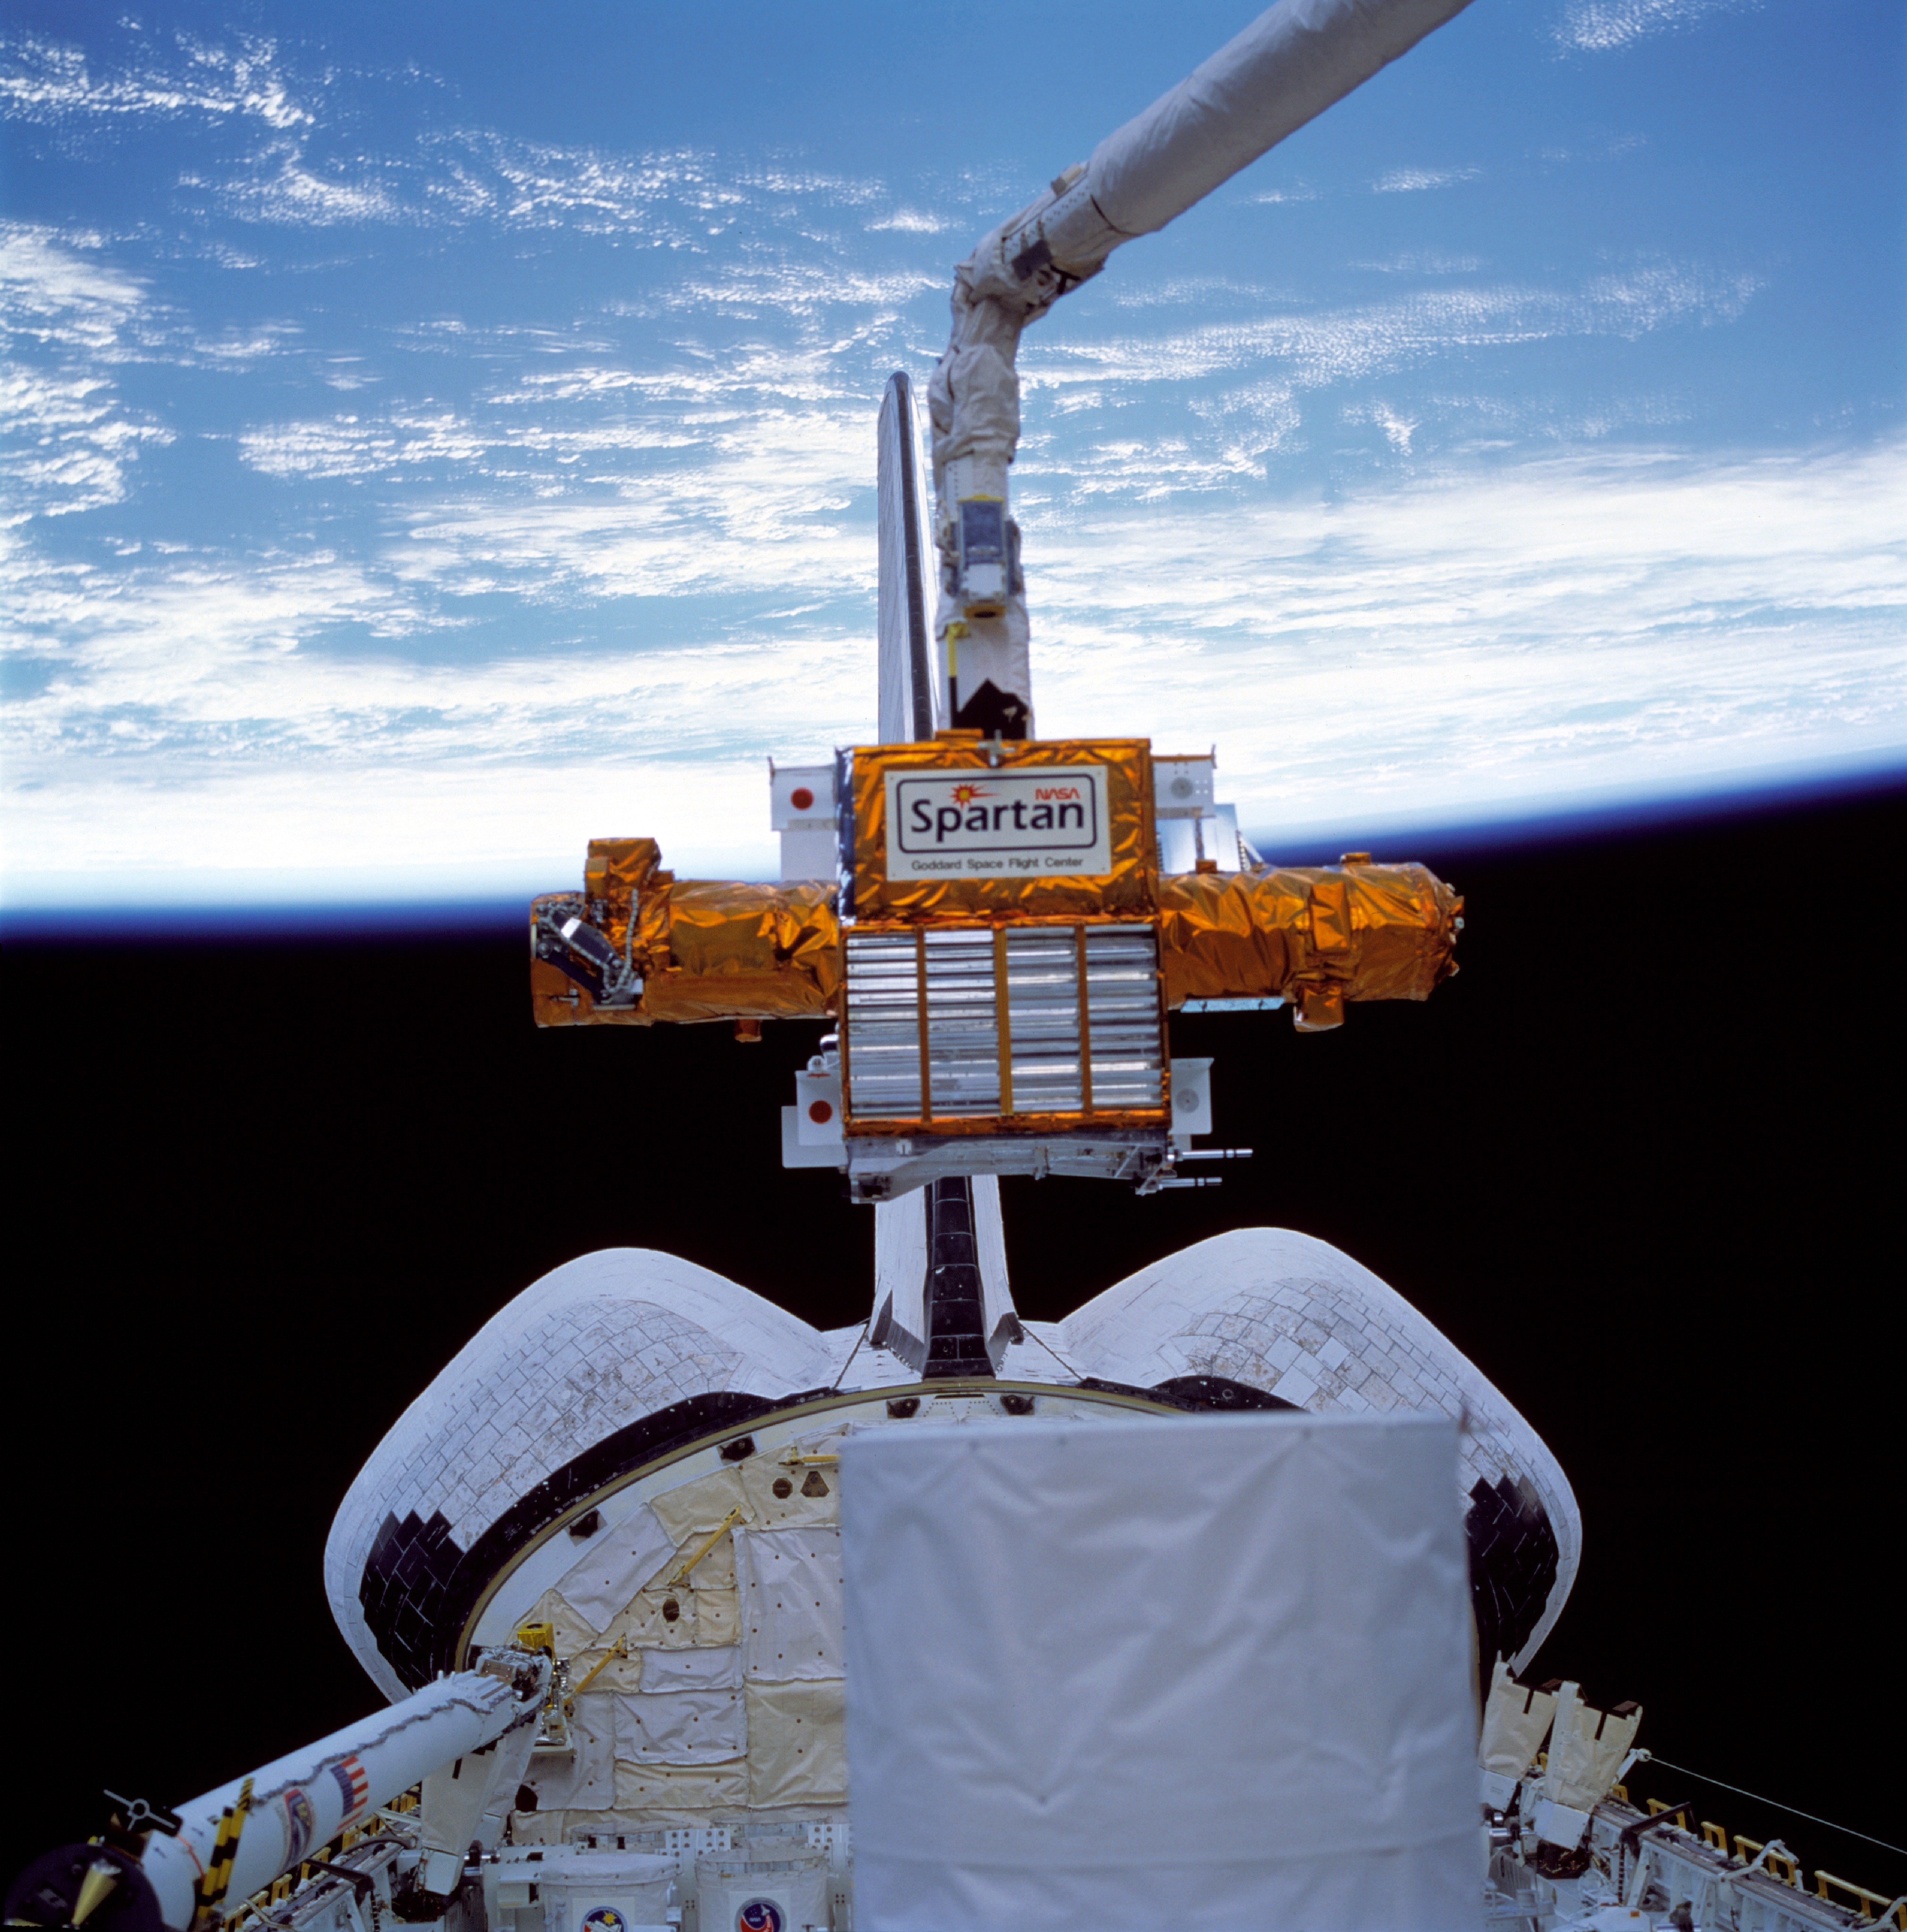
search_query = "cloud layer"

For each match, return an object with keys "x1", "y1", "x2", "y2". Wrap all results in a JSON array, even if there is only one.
[
  {"x1": 6, "y1": 435, "x2": 1899, "y2": 891},
  {"x1": 1, "y1": 9, "x2": 1897, "y2": 901}
]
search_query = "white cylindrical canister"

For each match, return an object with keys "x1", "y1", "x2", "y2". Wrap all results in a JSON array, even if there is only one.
[
  {"x1": 842, "y1": 1411, "x2": 1482, "y2": 1932},
  {"x1": 694, "y1": 1841, "x2": 829, "y2": 1932},
  {"x1": 510, "y1": 1847, "x2": 676, "y2": 1932},
  {"x1": 141, "y1": 1669, "x2": 533, "y2": 1930}
]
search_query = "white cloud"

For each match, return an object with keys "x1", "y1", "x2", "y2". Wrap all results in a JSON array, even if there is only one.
[
  {"x1": 0, "y1": 225, "x2": 171, "y2": 521},
  {"x1": 1555, "y1": 0, "x2": 1759, "y2": 53},
  {"x1": 0, "y1": 223, "x2": 147, "y2": 351},
  {"x1": 1343, "y1": 401, "x2": 1420, "y2": 456},
  {"x1": 236, "y1": 410, "x2": 497, "y2": 480},
  {"x1": 1023, "y1": 440, "x2": 1907, "y2": 838},
  {"x1": 3, "y1": 439, "x2": 1899, "y2": 892},
  {"x1": 0, "y1": 29, "x2": 314, "y2": 130},
  {"x1": 1017, "y1": 261, "x2": 1763, "y2": 485},
  {"x1": 4, "y1": 28, "x2": 907, "y2": 247},
  {"x1": 866, "y1": 208, "x2": 954, "y2": 234},
  {"x1": 181, "y1": 119, "x2": 925, "y2": 251},
  {"x1": 194, "y1": 142, "x2": 407, "y2": 226},
  {"x1": 1349, "y1": 252, "x2": 1487, "y2": 276},
  {"x1": 1372, "y1": 166, "x2": 1483, "y2": 193},
  {"x1": 426, "y1": 135, "x2": 747, "y2": 237},
  {"x1": 383, "y1": 400, "x2": 881, "y2": 606},
  {"x1": 0, "y1": 366, "x2": 173, "y2": 521}
]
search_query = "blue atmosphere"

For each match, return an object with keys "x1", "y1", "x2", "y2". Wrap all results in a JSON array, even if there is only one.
[{"x1": 2, "y1": 0, "x2": 1901, "y2": 910}]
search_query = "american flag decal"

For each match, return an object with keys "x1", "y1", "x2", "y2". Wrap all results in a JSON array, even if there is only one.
[{"x1": 329, "y1": 1754, "x2": 370, "y2": 1822}]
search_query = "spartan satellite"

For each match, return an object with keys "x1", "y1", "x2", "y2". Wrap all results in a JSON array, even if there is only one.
[{"x1": 12, "y1": 1, "x2": 1884, "y2": 1927}]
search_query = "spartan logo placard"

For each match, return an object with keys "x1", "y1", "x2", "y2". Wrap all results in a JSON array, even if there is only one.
[{"x1": 887, "y1": 764, "x2": 1111, "y2": 879}]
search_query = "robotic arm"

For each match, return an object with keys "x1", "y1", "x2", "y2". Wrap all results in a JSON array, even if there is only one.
[{"x1": 928, "y1": 0, "x2": 1477, "y2": 734}]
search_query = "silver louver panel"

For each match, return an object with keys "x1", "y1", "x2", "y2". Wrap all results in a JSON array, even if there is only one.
[{"x1": 843, "y1": 923, "x2": 1164, "y2": 1123}]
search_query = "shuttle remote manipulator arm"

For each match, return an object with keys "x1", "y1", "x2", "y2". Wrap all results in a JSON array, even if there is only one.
[
  {"x1": 930, "y1": 0, "x2": 1476, "y2": 733},
  {"x1": 5, "y1": 1649, "x2": 551, "y2": 1932}
]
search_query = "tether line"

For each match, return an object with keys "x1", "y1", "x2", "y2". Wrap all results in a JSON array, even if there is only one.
[{"x1": 1638, "y1": 1754, "x2": 1905, "y2": 1857}]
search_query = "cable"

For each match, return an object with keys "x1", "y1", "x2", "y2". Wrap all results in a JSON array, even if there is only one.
[
  {"x1": 1638, "y1": 1755, "x2": 1905, "y2": 1857},
  {"x1": 828, "y1": 1320, "x2": 870, "y2": 1392},
  {"x1": 1018, "y1": 1322, "x2": 1084, "y2": 1380}
]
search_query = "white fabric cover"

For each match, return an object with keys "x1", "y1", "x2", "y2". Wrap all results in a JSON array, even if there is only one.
[
  {"x1": 613, "y1": 1687, "x2": 746, "y2": 1764},
  {"x1": 738, "y1": 1429, "x2": 848, "y2": 1529},
  {"x1": 745, "y1": 1681, "x2": 849, "y2": 1807},
  {"x1": 607, "y1": 1583, "x2": 733, "y2": 1649},
  {"x1": 650, "y1": 1466, "x2": 753, "y2": 1542},
  {"x1": 1541, "y1": 1682, "x2": 1642, "y2": 1813},
  {"x1": 1056, "y1": 1226, "x2": 1580, "y2": 1672},
  {"x1": 738, "y1": 1527, "x2": 845, "y2": 1681},
  {"x1": 611, "y1": 1758, "x2": 746, "y2": 1812},
  {"x1": 525, "y1": 1587, "x2": 599, "y2": 1658},
  {"x1": 640, "y1": 1644, "x2": 743, "y2": 1692},
  {"x1": 842, "y1": 1413, "x2": 1480, "y2": 1932},
  {"x1": 1479, "y1": 1657, "x2": 1557, "y2": 1782},
  {"x1": 553, "y1": 1503, "x2": 676, "y2": 1633}
]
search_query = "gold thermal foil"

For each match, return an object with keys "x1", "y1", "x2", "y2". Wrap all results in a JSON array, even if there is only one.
[
  {"x1": 534, "y1": 834, "x2": 1460, "y2": 1034},
  {"x1": 849, "y1": 735, "x2": 1156, "y2": 922},
  {"x1": 643, "y1": 878, "x2": 840, "y2": 1024},
  {"x1": 531, "y1": 853, "x2": 842, "y2": 1029},
  {"x1": 1156, "y1": 860, "x2": 1460, "y2": 1027},
  {"x1": 584, "y1": 836, "x2": 663, "y2": 949}
]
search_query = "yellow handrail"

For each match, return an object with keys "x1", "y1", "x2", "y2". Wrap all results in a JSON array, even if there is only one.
[{"x1": 666, "y1": 1506, "x2": 743, "y2": 1588}]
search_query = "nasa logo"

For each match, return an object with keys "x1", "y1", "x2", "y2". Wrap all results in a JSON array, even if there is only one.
[
  {"x1": 885, "y1": 762, "x2": 1112, "y2": 880},
  {"x1": 735, "y1": 1902, "x2": 784, "y2": 1932},
  {"x1": 282, "y1": 1788, "x2": 316, "y2": 1865},
  {"x1": 581, "y1": 1910, "x2": 626, "y2": 1932}
]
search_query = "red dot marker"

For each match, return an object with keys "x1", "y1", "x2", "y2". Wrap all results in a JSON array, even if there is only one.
[
  {"x1": 790, "y1": 787, "x2": 814, "y2": 811},
  {"x1": 808, "y1": 1099, "x2": 833, "y2": 1124}
]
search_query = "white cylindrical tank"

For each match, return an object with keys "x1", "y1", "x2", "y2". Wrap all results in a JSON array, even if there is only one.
[
  {"x1": 842, "y1": 1412, "x2": 1481, "y2": 1932},
  {"x1": 694, "y1": 1840, "x2": 829, "y2": 1932},
  {"x1": 494, "y1": 1847, "x2": 677, "y2": 1932},
  {"x1": 140, "y1": 1667, "x2": 537, "y2": 1930}
]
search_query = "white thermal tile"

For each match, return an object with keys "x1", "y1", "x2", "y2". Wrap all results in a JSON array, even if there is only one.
[
  {"x1": 1272, "y1": 1368, "x2": 1318, "y2": 1407},
  {"x1": 325, "y1": 1247, "x2": 833, "y2": 1700}
]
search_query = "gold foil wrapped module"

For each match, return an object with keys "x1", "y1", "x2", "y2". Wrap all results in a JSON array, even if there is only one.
[
  {"x1": 532, "y1": 836, "x2": 839, "y2": 1028},
  {"x1": 849, "y1": 735, "x2": 1156, "y2": 922},
  {"x1": 533, "y1": 843, "x2": 1459, "y2": 1032},
  {"x1": 1157, "y1": 860, "x2": 1460, "y2": 1032}
]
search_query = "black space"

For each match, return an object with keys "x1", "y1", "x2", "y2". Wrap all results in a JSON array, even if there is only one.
[{"x1": 5, "y1": 782, "x2": 1903, "y2": 1899}]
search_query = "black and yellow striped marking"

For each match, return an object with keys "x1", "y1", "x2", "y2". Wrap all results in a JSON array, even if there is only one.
[{"x1": 192, "y1": 1777, "x2": 253, "y2": 1928}]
